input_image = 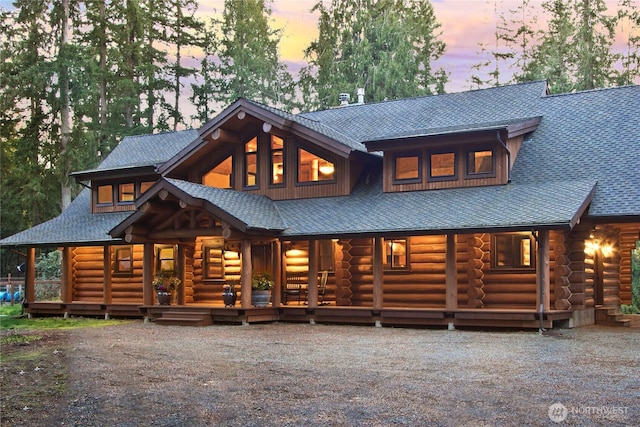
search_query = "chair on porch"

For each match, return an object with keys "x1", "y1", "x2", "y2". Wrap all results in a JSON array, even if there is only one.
[
  {"x1": 318, "y1": 271, "x2": 329, "y2": 305},
  {"x1": 282, "y1": 274, "x2": 307, "y2": 305}
]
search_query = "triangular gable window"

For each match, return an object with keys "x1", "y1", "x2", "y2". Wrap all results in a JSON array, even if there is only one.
[
  {"x1": 298, "y1": 148, "x2": 334, "y2": 183},
  {"x1": 203, "y1": 155, "x2": 233, "y2": 189}
]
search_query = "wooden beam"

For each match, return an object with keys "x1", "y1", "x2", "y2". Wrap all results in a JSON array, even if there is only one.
[
  {"x1": 211, "y1": 127, "x2": 239, "y2": 143},
  {"x1": 537, "y1": 229, "x2": 550, "y2": 311},
  {"x1": 177, "y1": 245, "x2": 185, "y2": 306},
  {"x1": 446, "y1": 233, "x2": 458, "y2": 311},
  {"x1": 272, "y1": 240, "x2": 282, "y2": 307},
  {"x1": 60, "y1": 247, "x2": 72, "y2": 303},
  {"x1": 240, "y1": 239, "x2": 252, "y2": 308},
  {"x1": 262, "y1": 122, "x2": 272, "y2": 133},
  {"x1": 372, "y1": 237, "x2": 384, "y2": 310},
  {"x1": 143, "y1": 242, "x2": 154, "y2": 306},
  {"x1": 237, "y1": 111, "x2": 246, "y2": 120},
  {"x1": 159, "y1": 189, "x2": 169, "y2": 200},
  {"x1": 308, "y1": 239, "x2": 319, "y2": 308},
  {"x1": 25, "y1": 248, "x2": 35, "y2": 304},
  {"x1": 103, "y1": 245, "x2": 112, "y2": 304},
  {"x1": 147, "y1": 227, "x2": 242, "y2": 240}
]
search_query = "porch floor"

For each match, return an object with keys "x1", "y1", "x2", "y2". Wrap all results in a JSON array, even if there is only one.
[{"x1": 22, "y1": 301, "x2": 573, "y2": 329}]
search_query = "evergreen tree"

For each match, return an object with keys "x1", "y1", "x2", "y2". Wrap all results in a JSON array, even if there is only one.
[
  {"x1": 300, "y1": 0, "x2": 447, "y2": 110},
  {"x1": 165, "y1": 0, "x2": 204, "y2": 130},
  {"x1": 517, "y1": 0, "x2": 576, "y2": 93},
  {"x1": 615, "y1": 0, "x2": 640, "y2": 86},
  {"x1": 208, "y1": 0, "x2": 296, "y2": 110},
  {"x1": 190, "y1": 21, "x2": 219, "y2": 125}
]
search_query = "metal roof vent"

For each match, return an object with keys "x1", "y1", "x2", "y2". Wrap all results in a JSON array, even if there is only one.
[
  {"x1": 339, "y1": 93, "x2": 350, "y2": 106},
  {"x1": 357, "y1": 88, "x2": 365, "y2": 104}
]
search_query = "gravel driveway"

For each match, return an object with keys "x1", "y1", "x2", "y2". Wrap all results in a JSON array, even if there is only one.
[{"x1": 46, "y1": 322, "x2": 639, "y2": 426}]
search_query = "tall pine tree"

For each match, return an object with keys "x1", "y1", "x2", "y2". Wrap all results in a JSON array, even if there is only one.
[
  {"x1": 300, "y1": 0, "x2": 447, "y2": 110},
  {"x1": 206, "y1": 0, "x2": 296, "y2": 111}
]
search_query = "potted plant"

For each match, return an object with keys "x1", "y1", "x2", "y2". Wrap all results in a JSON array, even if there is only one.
[
  {"x1": 222, "y1": 279, "x2": 239, "y2": 307},
  {"x1": 153, "y1": 271, "x2": 181, "y2": 305},
  {"x1": 251, "y1": 272, "x2": 274, "y2": 307}
]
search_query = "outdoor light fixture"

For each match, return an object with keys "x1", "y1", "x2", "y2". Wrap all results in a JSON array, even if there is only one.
[{"x1": 585, "y1": 230, "x2": 614, "y2": 258}]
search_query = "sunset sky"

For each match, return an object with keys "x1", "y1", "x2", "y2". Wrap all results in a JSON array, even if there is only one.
[{"x1": 196, "y1": 0, "x2": 637, "y2": 93}]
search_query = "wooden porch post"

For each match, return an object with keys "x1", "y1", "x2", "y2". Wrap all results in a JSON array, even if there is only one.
[
  {"x1": 25, "y1": 247, "x2": 35, "y2": 305},
  {"x1": 177, "y1": 245, "x2": 186, "y2": 305},
  {"x1": 143, "y1": 242, "x2": 154, "y2": 306},
  {"x1": 60, "y1": 247, "x2": 73, "y2": 304},
  {"x1": 240, "y1": 239, "x2": 252, "y2": 308},
  {"x1": 103, "y1": 245, "x2": 112, "y2": 305},
  {"x1": 446, "y1": 233, "x2": 458, "y2": 311},
  {"x1": 273, "y1": 240, "x2": 282, "y2": 307},
  {"x1": 307, "y1": 239, "x2": 319, "y2": 308},
  {"x1": 446, "y1": 233, "x2": 458, "y2": 330},
  {"x1": 372, "y1": 237, "x2": 384, "y2": 311},
  {"x1": 537, "y1": 229, "x2": 551, "y2": 312}
]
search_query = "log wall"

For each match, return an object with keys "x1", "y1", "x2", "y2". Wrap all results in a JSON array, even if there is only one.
[
  {"x1": 614, "y1": 223, "x2": 639, "y2": 305},
  {"x1": 71, "y1": 245, "x2": 144, "y2": 303},
  {"x1": 191, "y1": 238, "x2": 241, "y2": 304}
]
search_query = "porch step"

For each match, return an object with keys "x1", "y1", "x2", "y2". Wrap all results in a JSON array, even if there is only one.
[
  {"x1": 622, "y1": 314, "x2": 640, "y2": 327},
  {"x1": 154, "y1": 310, "x2": 213, "y2": 326},
  {"x1": 595, "y1": 307, "x2": 631, "y2": 327}
]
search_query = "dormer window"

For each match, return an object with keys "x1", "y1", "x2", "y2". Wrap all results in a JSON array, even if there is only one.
[
  {"x1": 94, "y1": 180, "x2": 158, "y2": 212},
  {"x1": 466, "y1": 149, "x2": 494, "y2": 177},
  {"x1": 97, "y1": 185, "x2": 113, "y2": 204},
  {"x1": 393, "y1": 153, "x2": 421, "y2": 183},
  {"x1": 429, "y1": 151, "x2": 456, "y2": 180},
  {"x1": 118, "y1": 183, "x2": 135, "y2": 203},
  {"x1": 298, "y1": 148, "x2": 335, "y2": 183},
  {"x1": 244, "y1": 137, "x2": 258, "y2": 188}
]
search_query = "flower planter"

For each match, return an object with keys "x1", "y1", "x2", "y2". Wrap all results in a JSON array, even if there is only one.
[
  {"x1": 222, "y1": 287, "x2": 237, "y2": 307},
  {"x1": 251, "y1": 290, "x2": 271, "y2": 307},
  {"x1": 156, "y1": 291, "x2": 172, "y2": 305}
]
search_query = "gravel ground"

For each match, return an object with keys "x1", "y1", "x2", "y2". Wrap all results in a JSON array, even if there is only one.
[{"x1": 5, "y1": 322, "x2": 640, "y2": 426}]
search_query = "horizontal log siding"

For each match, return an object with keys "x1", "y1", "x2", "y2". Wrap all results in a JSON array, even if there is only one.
[
  {"x1": 72, "y1": 245, "x2": 143, "y2": 303},
  {"x1": 456, "y1": 234, "x2": 471, "y2": 307},
  {"x1": 111, "y1": 244, "x2": 143, "y2": 302},
  {"x1": 475, "y1": 231, "x2": 559, "y2": 309},
  {"x1": 72, "y1": 247, "x2": 104, "y2": 301},
  {"x1": 191, "y1": 238, "x2": 241, "y2": 304},
  {"x1": 184, "y1": 245, "x2": 195, "y2": 304},
  {"x1": 615, "y1": 223, "x2": 639, "y2": 305}
]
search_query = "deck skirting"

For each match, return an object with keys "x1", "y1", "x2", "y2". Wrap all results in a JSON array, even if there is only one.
[{"x1": 22, "y1": 302, "x2": 575, "y2": 328}]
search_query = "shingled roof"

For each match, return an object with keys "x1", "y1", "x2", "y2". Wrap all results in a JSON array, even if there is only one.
[
  {"x1": 0, "y1": 189, "x2": 128, "y2": 246},
  {"x1": 2, "y1": 81, "x2": 638, "y2": 247}
]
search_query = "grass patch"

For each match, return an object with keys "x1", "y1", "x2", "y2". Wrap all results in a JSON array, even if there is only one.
[
  {"x1": 0, "y1": 304, "x2": 24, "y2": 317},
  {"x1": 0, "y1": 316, "x2": 132, "y2": 331},
  {"x1": 0, "y1": 304, "x2": 133, "y2": 331}
]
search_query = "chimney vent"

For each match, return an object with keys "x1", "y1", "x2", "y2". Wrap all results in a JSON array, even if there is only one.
[
  {"x1": 339, "y1": 93, "x2": 350, "y2": 106},
  {"x1": 357, "y1": 88, "x2": 365, "y2": 104}
]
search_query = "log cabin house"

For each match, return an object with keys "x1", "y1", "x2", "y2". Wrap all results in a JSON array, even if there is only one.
[{"x1": 2, "y1": 80, "x2": 639, "y2": 328}]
